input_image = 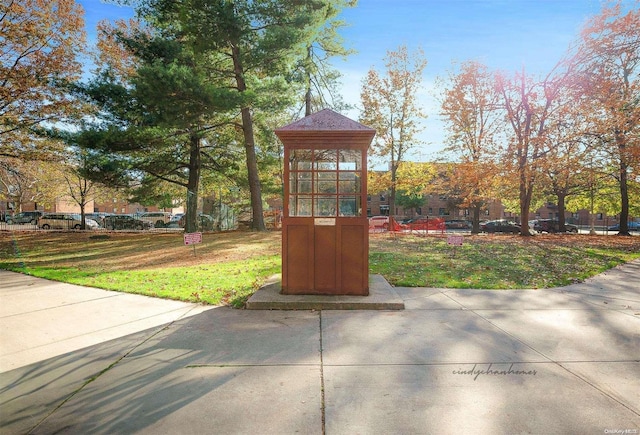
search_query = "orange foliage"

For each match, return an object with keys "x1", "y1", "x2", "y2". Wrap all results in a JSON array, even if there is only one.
[{"x1": 0, "y1": 0, "x2": 86, "y2": 159}]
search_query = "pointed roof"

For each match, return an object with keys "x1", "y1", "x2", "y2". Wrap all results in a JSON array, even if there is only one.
[{"x1": 275, "y1": 108, "x2": 375, "y2": 133}]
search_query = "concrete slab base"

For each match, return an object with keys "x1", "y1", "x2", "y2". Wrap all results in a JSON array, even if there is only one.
[{"x1": 246, "y1": 274, "x2": 405, "y2": 310}]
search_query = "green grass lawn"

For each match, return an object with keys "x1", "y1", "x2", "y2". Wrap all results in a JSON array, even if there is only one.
[
  {"x1": 369, "y1": 234, "x2": 640, "y2": 288},
  {"x1": 1, "y1": 231, "x2": 639, "y2": 307}
]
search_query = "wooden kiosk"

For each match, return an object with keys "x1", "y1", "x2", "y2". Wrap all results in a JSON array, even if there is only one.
[{"x1": 275, "y1": 109, "x2": 375, "y2": 296}]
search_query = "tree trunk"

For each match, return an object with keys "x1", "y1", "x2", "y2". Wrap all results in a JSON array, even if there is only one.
[
  {"x1": 618, "y1": 157, "x2": 630, "y2": 236},
  {"x1": 519, "y1": 173, "x2": 532, "y2": 236},
  {"x1": 185, "y1": 133, "x2": 201, "y2": 234},
  {"x1": 556, "y1": 191, "x2": 567, "y2": 232},
  {"x1": 390, "y1": 163, "x2": 397, "y2": 222},
  {"x1": 305, "y1": 46, "x2": 312, "y2": 117},
  {"x1": 241, "y1": 107, "x2": 266, "y2": 231},
  {"x1": 232, "y1": 45, "x2": 265, "y2": 231},
  {"x1": 471, "y1": 202, "x2": 481, "y2": 234}
]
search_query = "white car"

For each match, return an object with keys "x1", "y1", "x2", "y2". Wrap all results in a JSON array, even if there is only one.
[
  {"x1": 38, "y1": 214, "x2": 98, "y2": 230},
  {"x1": 137, "y1": 212, "x2": 172, "y2": 228},
  {"x1": 368, "y1": 216, "x2": 389, "y2": 230}
]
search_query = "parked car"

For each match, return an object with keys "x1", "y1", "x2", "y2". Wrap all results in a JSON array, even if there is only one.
[
  {"x1": 6, "y1": 211, "x2": 43, "y2": 225},
  {"x1": 480, "y1": 219, "x2": 521, "y2": 234},
  {"x1": 168, "y1": 213, "x2": 184, "y2": 226},
  {"x1": 38, "y1": 213, "x2": 98, "y2": 230},
  {"x1": 445, "y1": 219, "x2": 472, "y2": 229},
  {"x1": 177, "y1": 213, "x2": 216, "y2": 231},
  {"x1": 534, "y1": 219, "x2": 579, "y2": 233},
  {"x1": 368, "y1": 215, "x2": 389, "y2": 230},
  {"x1": 103, "y1": 215, "x2": 152, "y2": 230},
  {"x1": 607, "y1": 222, "x2": 640, "y2": 232},
  {"x1": 85, "y1": 213, "x2": 111, "y2": 227},
  {"x1": 137, "y1": 212, "x2": 172, "y2": 228}
]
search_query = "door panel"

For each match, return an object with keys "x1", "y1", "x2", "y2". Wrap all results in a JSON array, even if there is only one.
[
  {"x1": 340, "y1": 223, "x2": 367, "y2": 294},
  {"x1": 314, "y1": 225, "x2": 337, "y2": 292},
  {"x1": 284, "y1": 223, "x2": 312, "y2": 292}
]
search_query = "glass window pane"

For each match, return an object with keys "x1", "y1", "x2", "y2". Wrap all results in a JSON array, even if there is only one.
[
  {"x1": 338, "y1": 172, "x2": 360, "y2": 193},
  {"x1": 315, "y1": 149, "x2": 337, "y2": 170},
  {"x1": 339, "y1": 196, "x2": 359, "y2": 216},
  {"x1": 289, "y1": 196, "x2": 312, "y2": 216},
  {"x1": 290, "y1": 149, "x2": 313, "y2": 171},
  {"x1": 315, "y1": 197, "x2": 336, "y2": 216},
  {"x1": 315, "y1": 172, "x2": 337, "y2": 194},
  {"x1": 339, "y1": 149, "x2": 361, "y2": 171},
  {"x1": 290, "y1": 172, "x2": 312, "y2": 194}
]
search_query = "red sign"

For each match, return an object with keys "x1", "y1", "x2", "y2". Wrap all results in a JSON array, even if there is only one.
[
  {"x1": 447, "y1": 235, "x2": 464, "y2": 246},
  {"x1": 184, "y1": 232, "x2": 202, "y2": 246}
]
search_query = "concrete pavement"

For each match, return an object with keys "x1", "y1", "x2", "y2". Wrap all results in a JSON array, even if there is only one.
[{"x1": 1, "y1": 262, "x2": 639, "y2": 434}]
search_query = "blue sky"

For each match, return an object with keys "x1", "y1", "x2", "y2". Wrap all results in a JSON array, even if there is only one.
[{"x1": 78, "y1": 0, "x2": 628, "y2": 158}]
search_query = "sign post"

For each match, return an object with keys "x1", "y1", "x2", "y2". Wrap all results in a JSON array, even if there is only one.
[{"x1": 184, "y1": 232, "x2": 203, "y2": 256}]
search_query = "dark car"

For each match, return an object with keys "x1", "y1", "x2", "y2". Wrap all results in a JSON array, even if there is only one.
[
  {"x1": 103, "y1": 215, "x2": 152, "y2": 230},
  {"x1": 480, "y1": 219, "x2": 521, "y2": 234},
  {"x1": 534, "y1": 219, "x2": 578, "y2": 233},
  {"x1": 445, "y1": 219, "x2": 472, "y2": 229},
  {"x1": 607, "y1": 222, "x2": 640, "y2": 232},
  {"x1": 6, "y1": 211, "x2": 43, "y2": 225}
]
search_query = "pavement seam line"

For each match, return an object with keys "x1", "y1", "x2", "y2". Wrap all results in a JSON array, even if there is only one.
[
  {"x1": 3, "y1": 306, "x2": 200, "y2": 357},
  {"x1": 25, "y1": 322, "x2": 175, "y2": 434},
  {"x1": 319, "y1": 310, "x2": 326, "y2": 435},
  {"x1": 554, "y1": 361, "x2": 640, "y2": 417},
  {"x1": 0, "y1": 294, "x2": 126, "y2": 319},
  {"x1": 182, "y1": 360, "x2": 640, "y2": 368},
  {"x1": 459, "y1": 302, "x2": 640, "y2": 418}
]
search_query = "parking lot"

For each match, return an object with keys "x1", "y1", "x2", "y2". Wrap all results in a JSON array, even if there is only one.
[{"x1": 0, "y1": 222, "x2": 184, "y2": 233}]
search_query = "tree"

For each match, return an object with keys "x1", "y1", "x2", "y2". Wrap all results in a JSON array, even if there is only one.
[
  {"x1": 440, "y1": 61, "x2": 502, "y2": 233},
  {"x1": 136, "y1": 0, "x2": 331, "y2": 231},
  {"x1": 0, "y1": 0, "x2": 86, "y2": 161},
  {"x1": 395, "y1": 161, "x2": 438, "y2": 217},
  {"x1": 295, "y1": 0, "x2": 357, "y2": 116},
  {"x1": 80, "y1": 27, "x2": 241, "y2": 233},
  {"x1": 360, "y1": 45, "x2": 427, "y2": 219},
  {"x1": 570, "y1": 2, "x2": 640, "y2": 235},
  {"x1": 566, "y1": 153, "x2": 623, "y2": 232},
  {"x1": 0, "y1": 158, "x2": 63, "y2": 212},
  {"x1": 496, "y1": 65, "x2": 570, "y2": 236}
]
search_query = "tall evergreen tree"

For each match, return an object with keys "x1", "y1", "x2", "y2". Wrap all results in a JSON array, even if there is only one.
[
  {"x1": 79, "y1": 31, "x2": 241, "y2": 232},
  {"x1": 134, "y1": 0, "x2": 332, "y2": 230}
]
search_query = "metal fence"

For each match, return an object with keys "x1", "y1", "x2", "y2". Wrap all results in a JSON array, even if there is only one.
[{"x1": 0, "y1": 211, "x2": 238, "y2": 233}]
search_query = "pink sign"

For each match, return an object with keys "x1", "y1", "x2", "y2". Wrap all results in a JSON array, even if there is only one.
[
  {"x1": 184, "y1": 232, "x2": 203, "y2": 246},
  {"x1": 447, "y1": 235, "x2": 464, "y2": 246}
]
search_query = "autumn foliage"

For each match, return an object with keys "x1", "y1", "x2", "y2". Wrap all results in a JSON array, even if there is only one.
[{"x1": 0, "y1": 0, "x2": 86, "y2": 161}]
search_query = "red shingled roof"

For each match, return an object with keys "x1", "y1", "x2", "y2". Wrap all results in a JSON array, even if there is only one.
[{"x1": 275, "y1": 108, "x2": 375, "y2": 132}]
